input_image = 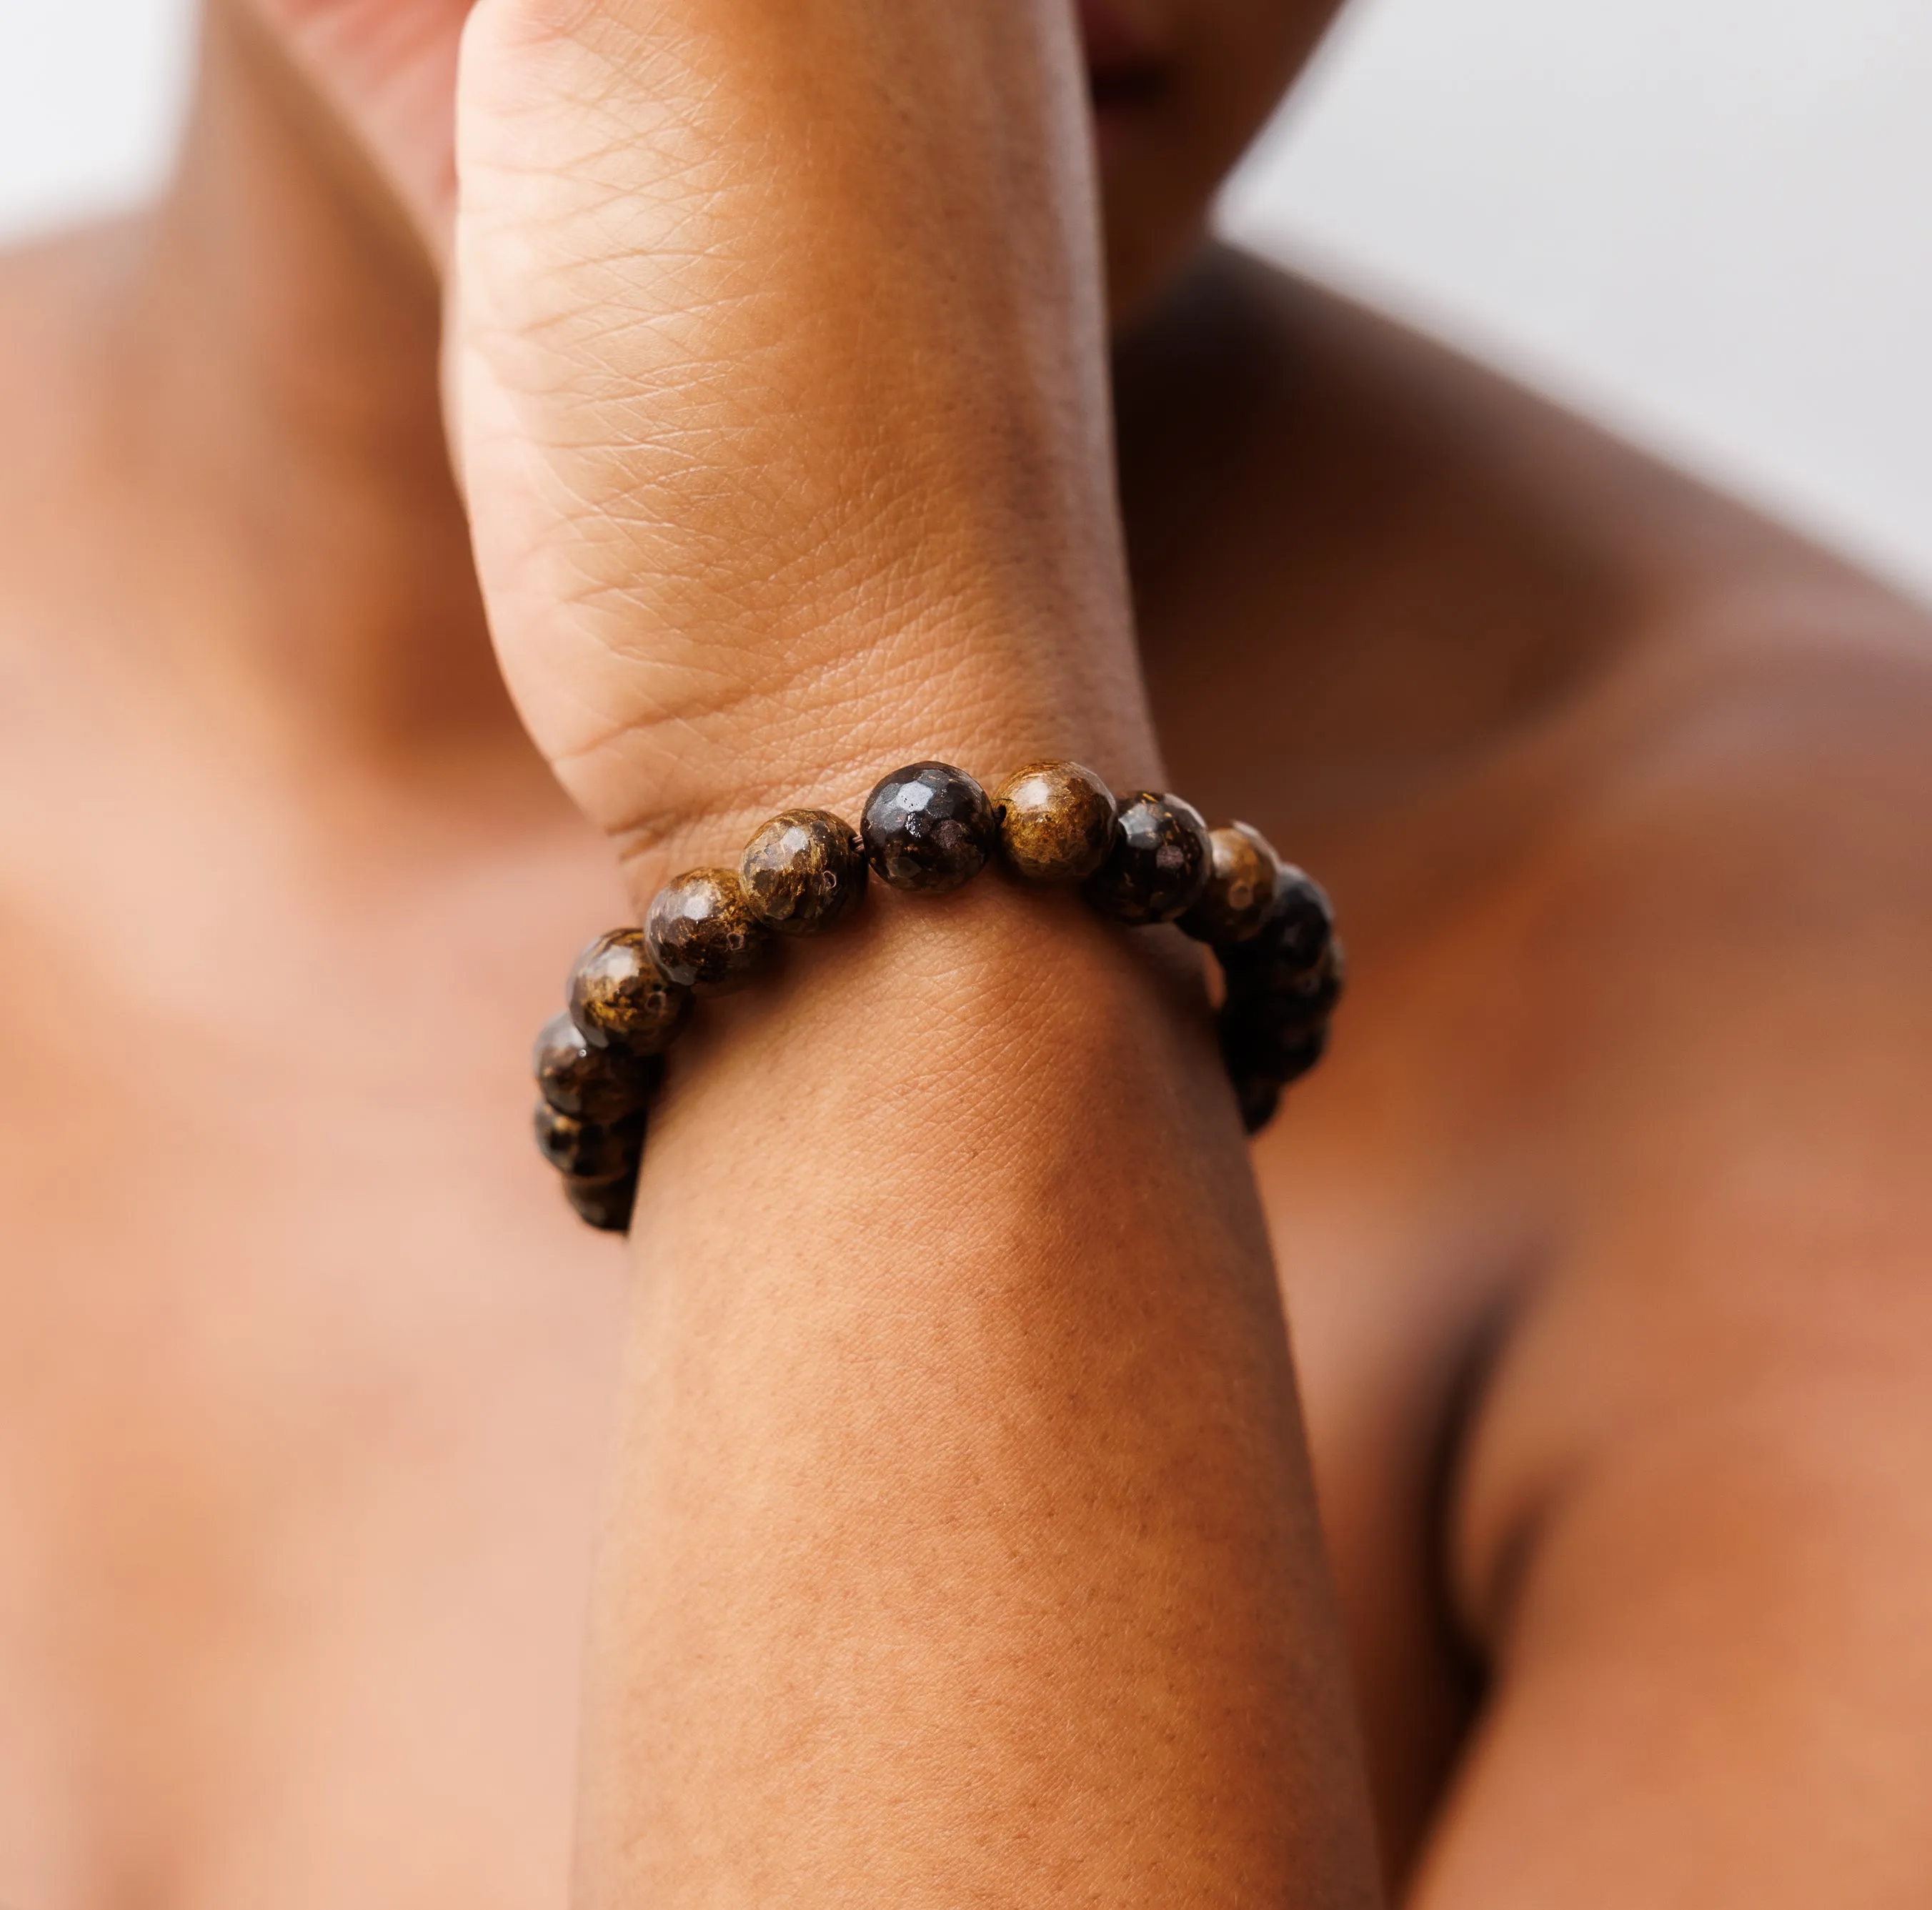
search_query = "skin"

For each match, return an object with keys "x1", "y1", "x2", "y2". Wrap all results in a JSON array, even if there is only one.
[{"x1": 2, "y1": 0, "x2": 1931, "y2": 1901}]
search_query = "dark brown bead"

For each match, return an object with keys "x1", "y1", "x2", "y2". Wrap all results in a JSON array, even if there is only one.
[
  {"x1": 564, "y1": 1172, "x2": 638, "y2": 1234},
  {"x1": 1219, "y1": 945, "x2": 1342, "y2": 1083},
  {"x1": 568, "y1": 928, "x2": 694, "y2": 1057},
  {"x1": 1232, "y1": 1074, "x2": 1283, "y2": 1137},
  {"x1": 1222, "y1": 1010, "x2": 1330, "y2": 1093},
  {"x1": 992, "y1": 760, "x2": 1117, "y2": 884},
  {"x1": 1225, "y1": 934, "x2": 1345, "y2": 1022},
  {"x1": 534, "y1": 1101, "x2": 646, "y2": 1180},
  {"x1": 646, "y1": 867, "x2": 773, "y2": 995},
  {"x1": 1180, "y1": 822, "x2": 1283, "y2": 946},
  {"x1": 1220, "y1": 865, "x2": 1335, "y2": 988},
  {"x1": 1082, "y1": 790, "x2": 1213, "y2": 925},
  {"x1": 861, "y1": 761, "x2": 997, "y2": 893},
  {"x1": 534, "y1": 1011, "x2": 657, "y2": 1122},
  {"x1": 739, "y1": 808, "x2": 869, "y2": 935}
]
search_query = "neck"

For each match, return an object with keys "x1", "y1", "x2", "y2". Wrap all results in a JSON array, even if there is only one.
[{"x1": 60, "y1": 4, "x2": 519, "y2": 765}]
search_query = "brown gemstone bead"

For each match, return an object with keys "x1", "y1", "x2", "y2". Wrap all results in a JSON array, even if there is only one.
[
  {"x1": 534, "y1": 1101, "x2": 646, "y2": 1181},
  {"x1": 861, "y1": 761, "x2": 997, "y2": 893},
  {"x1": 1180, "y1": 822, "x2": 1283, "y2": 947},
  {"x1": 564, "y1": 1172, "x2": 638, "y2": 1234},
  {"x1": 1222, "y1": 1010, "x2": 1330, "y2": 1094},
  {"x1": 1220, "y1": 865, "x2": 1335, "y2": 988},
  {"x1": 739, "y1": 808, "x2": 869, "y2": 935},
  {"x1": 568, "y1": 928, "x2": 694, "y2": 1057},
  {"x1": 1233, "y1": 1074, "x2": 1283, "y2": 1137},
  {"x1": 1082, "y1": 790, "x2": 1213, "y2": 925},
  {"x1": 646, "y1": 867, "x2": 773, "y2": 995},
  {"x1": 533, "y1": 1010, "x2": 658, "y2": 1122},
  {"x1": 1219, "y1": 945, "x2": 1343, "y2": 1083},
  {"x1": 992, "y1": 760, "x2": 1117, "y2": 884}
]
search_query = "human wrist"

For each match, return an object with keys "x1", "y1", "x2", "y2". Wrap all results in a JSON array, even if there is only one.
[
  {"x1": 563, "y1": 602, "x2": 1163, "y2": 920},
  {"x1": 537, "y1": 740, "x2": 1344, "y2": 1229}
]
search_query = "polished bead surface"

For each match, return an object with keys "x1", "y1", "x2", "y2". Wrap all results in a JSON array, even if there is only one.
[
  {"x1": 861, "y1": 761, "x2": 997, "y2": 893},
  {"x1": 1225, "y1": 933, "x2": 1344, "y2": 1022},
  {"x1": 564, "y1": 1171, "x2": 638, "y2": 1234},
  {"x1": 1180, "y1": 822, "x2": 1282, "y2": 946},
  {"x1": 739, "y1": 808, "x2": 869, "y2": 935},
  {"x1": 1220, "y1": 865, "x2": 1335, "y2": 986},
  {"x1": 1232, "y1": 1073, "x2": 1283, "y2": 1137},
  {"x1": 534, "y1": 1101, "x2": 646, "y2": 1181},
  {"x1": 646, "y1": 867, "x2": 773, "y2": 994},
  {"x1": 533, "y1": 1010, "x2": 657, "y2": 1122},
  {"x1": 569, "y1": 928, "x2": 694, "y2": 1056},
  {"x1": 1082, "y1": 790, "x2": 1213, "y2": 925},
  {"x1": 992, "y1": 760, "x2": 1117, "y2": 884}
]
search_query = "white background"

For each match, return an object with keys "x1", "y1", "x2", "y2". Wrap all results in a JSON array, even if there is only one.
[{"x1": 4, "y1": 0, "x2": 1930, "y2": 603}]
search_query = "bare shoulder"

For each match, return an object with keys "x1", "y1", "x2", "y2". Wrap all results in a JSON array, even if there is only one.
[
  {"x1": 1444, "y1": 595, "x2": 1932, "y2": 1643},
  {"x1": 1173, "y1": 251, "x2": 1932, "y2": 1640}
]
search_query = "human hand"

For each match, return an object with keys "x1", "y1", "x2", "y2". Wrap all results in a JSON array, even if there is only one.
[
  {"x1": 447, "y1": 0, "x2": 1156, "y2": 893},
  {"x1": 253, "y1": 0, "x2": 1155, "y2": 887}
]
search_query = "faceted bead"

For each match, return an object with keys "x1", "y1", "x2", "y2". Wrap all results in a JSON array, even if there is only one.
[
  {"x1": 646, "y1": 867, "x2": 773, "y2": 995},
  {"x1": 739, "y1": 808, "x2": 869, "y2": 935},
  {"x1": 1218, "y1": 945, "x2": 1341, "y2": 1084},
  {"x1": 1220, "y1": 865, "x2": 1335, "y2": 988},
  {"x1": 1082, "y1": 790, "x2": 1213, "y2": 925},
  {"x1": 1224, "y1": 934, "x2": 1345, "y2": 1019},
  {"x1": 534, "y1": 1010, "x2": 658, "y2": 1122},
  {"x1": 534, "y1": 1100, "x2": 646, "y2": 1181},
  {"x1": 564, "y1": 1172, "x2": 638, "y2": 1234},
  {"x1": 861, "y1": 761, "x2": 997, "y2": 893},
  {"x1": 1180, "y1": 822, "x2": 1283, "y2": 947},
  {"x1": 1232, "y1": 1073, "x2": 1283, "y2": 1137},
  {"x1": 568, "y1": 928, "x2": 694, "y2": 1057},
  {"x1": 992, "y1": 760, "x2": 1117, "y2": 884}
]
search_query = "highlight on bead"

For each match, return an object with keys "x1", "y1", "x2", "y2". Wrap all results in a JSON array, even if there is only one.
[
  {"x1": 861, "y1": 762, "x2": 997, "y2": 893},
  {"x1": 1180, "y1": 822, "x2": 1281, "y2": 946},
  {"x1": 740, "y1": 807, "x2": 869, "y2": 935},
  {"x1": 647, "y1": 867, "x2": 773, "y2": 995},
  {"x1": 533, "y1": 1011, "x2": 657, "y2": 1124},
  {"x1": 569, "y1": 928, "x2": 693, "y2": 1057},
  {"x1": 532, "y1": 761, "x2": 1341, "y2": 1230},
  {"x1": 992, "y1": 760, "x2": 1116, "y2": 884},
  {"x1": 1082, "y1": 790, "x2": 1213, "y2": 925}
]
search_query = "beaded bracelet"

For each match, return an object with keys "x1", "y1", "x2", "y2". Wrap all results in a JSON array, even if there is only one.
[{"x1": 532, "y1": 760, "x2": 1343, "y2": 1233}]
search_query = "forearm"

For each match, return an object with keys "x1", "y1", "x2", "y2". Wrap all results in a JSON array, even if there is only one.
[
  {"x1": 574, "y1": 863, "x2": 1380, "y2": 1904},
  {"x1": 448, "y1": 3, "x2": 1380, "y2": 1892}
]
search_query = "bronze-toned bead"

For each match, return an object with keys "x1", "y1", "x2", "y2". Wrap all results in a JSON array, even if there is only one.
[
  {"x1": 569, "y1": 928, "x2": 694, "y2": 1057},
  {"x1": 534, "y1": 1101, "x2": 646, "y2": 1181},
  {"x1": 1082, "y1": 790, "x2": 1213, "y2": 925},
  {"x1": 1180, "y1": 822, "x2": 1282, "y2": 946},
  {"x1": 992, "y1": 760, "x2": 1117, "y2": 884},
  {"x1": 861, "y1": 761, "x2": 997, "y2": 893},
  {"x1": 564, "y1": 1172, "x2": 638, "y2": 1234},
  {"x1": 1220, "y1": 865, "x2": 1335, "y2": 988},
  {"x1": 739, "y1": 808, "x2": 869, "y2": 935},
  {"x1": 646, "y1": 867, "x2": 773, "y2": 995},
  {"x1": 1233, "y1": 1074, "x2": 1283, "y2": 1137},
  {"x1": 534, "y1": 1010, "x2": 657, "y2": 1122}
]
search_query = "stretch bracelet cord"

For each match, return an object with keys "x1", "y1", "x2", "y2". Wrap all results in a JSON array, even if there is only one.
[{"x1": 532, "y1": 760, "x2": 1343, "y2": 1233}]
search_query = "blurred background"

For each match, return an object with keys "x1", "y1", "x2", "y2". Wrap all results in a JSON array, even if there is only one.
[{"x1": 5, "y1": 0, "x2": 1928, "y2": 602}]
